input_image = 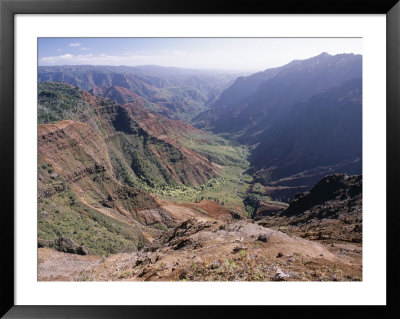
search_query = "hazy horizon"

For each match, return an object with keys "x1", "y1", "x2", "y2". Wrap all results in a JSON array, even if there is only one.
[{"x1": 38, "y1": 38, "x2": 362, "y2": 72}]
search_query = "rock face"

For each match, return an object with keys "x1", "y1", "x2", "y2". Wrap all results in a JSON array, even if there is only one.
[
  {"x1": 38, "y1": 120, "x2": 112, "y2": 182},
  {"x1": 283, "y1": 174, "x2": 362, "y2": 217},
  {"x1": 54, "y1": 237, "x2": 90, "y2": 255},
  {"x1": 257, "y1": 174, "x2": 362, "y2": 243}
]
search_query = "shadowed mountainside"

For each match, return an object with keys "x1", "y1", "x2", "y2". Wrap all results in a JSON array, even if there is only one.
[
  {"x1": 251, "y1": 78, "x2": 362, "y2": 185},
  {"x1": 196, "y1": 53, "x2": 361, "y2": 136},
  {"x1": 195, "y1": 53, "x2": 362, "y2": 200}
]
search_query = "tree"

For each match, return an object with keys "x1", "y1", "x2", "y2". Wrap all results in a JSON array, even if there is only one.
[{"x1": 243, "y1": 193, "x2": 262, "y2": 218}]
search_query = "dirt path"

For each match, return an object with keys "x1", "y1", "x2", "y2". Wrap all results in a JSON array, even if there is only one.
[{"x1": 38, "y1": 248, "x2": 104, "y2": 281}]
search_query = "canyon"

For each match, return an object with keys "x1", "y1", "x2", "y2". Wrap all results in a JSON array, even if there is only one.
[{"x1": 37, "y1": 52, "x2": 362, "y2": 281}]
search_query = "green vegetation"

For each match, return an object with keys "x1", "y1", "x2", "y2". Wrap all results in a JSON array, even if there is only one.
[
  {"x1": 252, "y1": 183, "x2": 264, "y2": 194},
  {"x1": 182, "y1": 132, "x2": 250, "y2": 168},
  {"x1": 38, "y1": 160, "x2": 146, "y2": 256},
  {"x1": 136, "y1": 140, "x2": 253, "y2": 213},
  {"x1": 38, "y1": 185, "x2": 145, "y2": 256},
  {"x1": 243, "y1": 193, "x2": 263, "y2": 218},
  {"x1": 38, "y1": 82, "x2": 86, "y2": 124}
]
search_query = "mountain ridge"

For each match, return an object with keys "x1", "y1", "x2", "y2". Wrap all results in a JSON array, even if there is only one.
[{"x1": 196, "y1": 52, "x2": 362, "y2": 135}]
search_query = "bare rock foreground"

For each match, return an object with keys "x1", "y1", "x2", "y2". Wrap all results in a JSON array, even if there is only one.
[{"x1": 39, "y1": 214, "x2": 361, "y2": 281}]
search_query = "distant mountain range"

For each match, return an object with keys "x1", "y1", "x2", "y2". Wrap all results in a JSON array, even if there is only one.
[{"x1": 38, "y1": 65, "x2": 241, "y2": 121}]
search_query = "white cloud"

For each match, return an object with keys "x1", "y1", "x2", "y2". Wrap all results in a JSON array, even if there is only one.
[
  {"x1": 38, "y1": 51, "x2": 251, "y2": 69},
  {"x1": 80, "y1": 47, "x2": 89, "y2": 51},
  {"x1": 69, "y1": 43, "x2": 81, "y2": 47},
  {"x1": 172, "y1": 50, "x2": 187, "y2": 55},
  {"x1": 41, "y1": 53, "x2": 74, "y2": 62},
  {"x1": 39, "y1": 53, "x2": 153, "y2": 66}
]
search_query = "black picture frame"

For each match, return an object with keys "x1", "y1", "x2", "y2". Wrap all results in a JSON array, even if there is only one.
[{"x1": 1, "y1": 0, "x2": 399, "y2": 318}]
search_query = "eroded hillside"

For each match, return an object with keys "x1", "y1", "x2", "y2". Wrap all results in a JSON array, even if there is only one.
[
  {"x1": 39, "y1": 82, "x2": 222, "y2": 188},
  {"x1": 37, "y1": 82, "x2": 249, "y2": 256}
]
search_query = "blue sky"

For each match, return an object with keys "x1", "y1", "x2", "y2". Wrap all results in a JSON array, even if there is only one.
[{"x1": 38, "y1": 38, "x2": 362, "y2": 71}]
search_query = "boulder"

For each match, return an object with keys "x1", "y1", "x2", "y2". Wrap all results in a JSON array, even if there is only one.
[{"x1": 54, "y1": 237, "x2": 90, "y2": 255}]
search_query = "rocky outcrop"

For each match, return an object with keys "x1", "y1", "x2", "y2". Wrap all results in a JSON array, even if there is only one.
[
  {"x1": 257, "y1": 174, "x2": 362, "y2": 243},
  {"x1": 38, "y1": 237, "x2": 90, "y2": 255},
  {"x1": 283, "y1": 174, "x2": 361, "y2": 217}
]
